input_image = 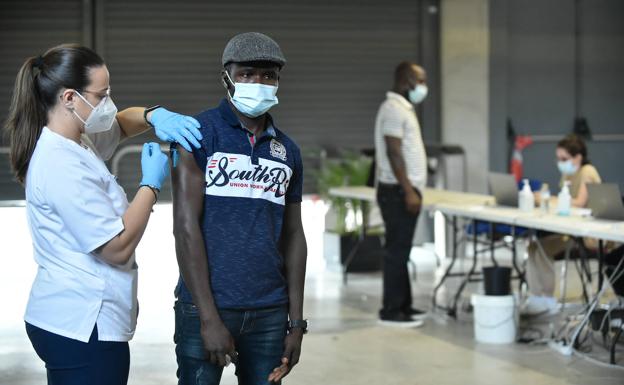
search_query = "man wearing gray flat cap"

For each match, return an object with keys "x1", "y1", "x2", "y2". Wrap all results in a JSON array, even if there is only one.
[{"x1": 172, "y1": 32, "x2": 307, "y2": 385}]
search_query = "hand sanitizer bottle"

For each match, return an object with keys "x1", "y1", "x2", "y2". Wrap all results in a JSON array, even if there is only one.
[
  {"x1": 539, "y1": 183, "x2": 551, "y2": 213},
  {"x1": 557, "y1": 181, "x2": 571, "y2": 216},
  {"x1": 519, "y1": 179, "x2": 534, "y2": 212}
]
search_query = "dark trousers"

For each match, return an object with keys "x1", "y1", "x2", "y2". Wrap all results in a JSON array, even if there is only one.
[
  {"x1": 376, "y1": 183, "x2": 421, "y2": 318},
  {"x1": 25, "y1": 322, "x2": 130, "y2": 385},
  {"x1": 174, "y1": 301, "x2": 288, "y2": 385}
]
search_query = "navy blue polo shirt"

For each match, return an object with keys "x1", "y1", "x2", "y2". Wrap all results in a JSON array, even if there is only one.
[{"x1": 175, "y1": 99, "x2": 303, "y2": 309}]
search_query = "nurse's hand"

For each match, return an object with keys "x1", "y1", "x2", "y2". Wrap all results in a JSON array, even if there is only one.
[
  {"x1": 149, "y1": 107, "x2": 203, "y2": 153},
  {"x1": 139, "y1": 142, "x2": 169, "y2": 190}
]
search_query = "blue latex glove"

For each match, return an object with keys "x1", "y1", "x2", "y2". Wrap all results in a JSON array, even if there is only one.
[
  {"x1": 140, "y1": 142, "x2": 169, "y2": 191},
  {"x1": 149, "y1": 107, "x2": 203, "y2": 153}
]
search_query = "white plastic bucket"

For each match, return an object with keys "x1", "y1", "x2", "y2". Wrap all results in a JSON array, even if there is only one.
[{"x1": 471, "y1": 294, "x2": 517, "y2": 344}]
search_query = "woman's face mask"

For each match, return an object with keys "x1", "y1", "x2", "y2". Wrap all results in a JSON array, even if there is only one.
[
  {"x1": 225, "y1": 71, "x2": 279, "y2": 118},
  {"x1": 73, "y1": 89, "x2": 118, "y2": 134},
  {"x1": 557, "y1": 159, "x2": 579, "y2": 176}
]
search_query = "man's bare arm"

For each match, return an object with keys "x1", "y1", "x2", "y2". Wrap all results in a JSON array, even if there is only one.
[
  {"x1": 385, "y1": 136, "x2": 421, "y2": 214},
  {"x1": 172, "y1": 147, "x2": 234, "y2": 367}
]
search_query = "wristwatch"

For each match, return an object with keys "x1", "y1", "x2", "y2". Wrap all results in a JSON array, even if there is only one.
[
  {"x1": 288, "y1": 319, "x2": 308, "y2": 334},
  {"x1": 143, "y1": 105, "x2": 162, "y2": 128}
]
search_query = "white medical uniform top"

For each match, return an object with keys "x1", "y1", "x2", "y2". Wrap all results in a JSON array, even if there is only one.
[{"x1": 24, "y1": 122, "x2": 138, "y2": 343}]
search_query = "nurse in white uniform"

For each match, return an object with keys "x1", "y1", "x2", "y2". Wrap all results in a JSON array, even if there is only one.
[{"x1": 5, "y1": 44, "x2": 202, "y2": 385}]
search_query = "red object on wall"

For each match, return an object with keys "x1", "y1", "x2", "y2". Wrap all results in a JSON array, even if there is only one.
[{"x1": 510, "y1": 135, "x2": 533, "y2": 182}]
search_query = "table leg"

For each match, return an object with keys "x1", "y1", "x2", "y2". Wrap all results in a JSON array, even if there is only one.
[
  {"x1": 450, "y1": 219, "x2": 478, "y2": 318},
  {"x1": 342, "y1": 201, "x2": 369, "y2": 285},
  {"x1": 597, "y1": 239, "x2": 605, "y2": 295},
  {"x1": 510, "y1": 225, "x2": 526, "y2": 293},
  {"x1": 433, "y1": 215, "x2": 459, "y2": 309},
  {"x1": 559, "y1": 238, "x2": 609, "y2": 352},
  {"x1": 489, "y1": 222, "x2": 498, "y2": 267},
  {"x1": 342, "y1": 240, "x2": 362, "y2": 284}
]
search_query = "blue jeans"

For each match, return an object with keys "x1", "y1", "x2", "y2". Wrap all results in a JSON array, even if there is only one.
[
  {"x1": 174, "y1": 301, "x2": 288, "y2": 385},
  {"x1": 25, "y1": 322, "x2": 130, "y2": 385}
]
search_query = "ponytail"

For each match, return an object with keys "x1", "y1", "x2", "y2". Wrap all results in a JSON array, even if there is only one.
[
  {"x1": 5, "y1": 57, "x2": 47, "y2": 184},
  {"x1": 3, "y1": 44, "x2": 104, "y2": 184}
]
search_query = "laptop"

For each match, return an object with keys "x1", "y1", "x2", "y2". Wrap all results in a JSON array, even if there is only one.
[
  {"x1": 587, "y1": 183, "x2": 624, "y2": 221},
  {"x1": 488, "y1": 172, "x2": 518, "y2": 207}
]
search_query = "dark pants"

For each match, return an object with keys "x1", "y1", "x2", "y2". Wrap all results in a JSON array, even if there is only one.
[
  {"x1": 25, "y1": 322, "x2": 130, "y2": 385},
  {"x1": 376, "y1": 183, "x2": 421, "y2": 318},
  {"x1": 174, "y1": 301, "x2": 288, "y2": 385}
]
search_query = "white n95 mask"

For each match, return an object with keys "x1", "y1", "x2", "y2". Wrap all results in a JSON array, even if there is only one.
[
  {"x1": 73, "y1": 89, "x2": 118, "y2": 134},
  {"x1": 225, "y1": 71, "x2": 279, "y2": 118},
  {"x1": 408, "y1": 84, "x2": 428, "y2": 104}
]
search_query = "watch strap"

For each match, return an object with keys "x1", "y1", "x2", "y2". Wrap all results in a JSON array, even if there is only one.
[
  {"x1": 143, "y1": 105, "x2": 162, "y2": 128},
  {"x1": 288, "y1": 319, "x2": 308, "y2": 334}
]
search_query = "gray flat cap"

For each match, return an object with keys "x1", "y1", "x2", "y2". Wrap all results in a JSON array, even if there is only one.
[{"x1": 222, "y1": 32, "x2": 286, "y2": 67}]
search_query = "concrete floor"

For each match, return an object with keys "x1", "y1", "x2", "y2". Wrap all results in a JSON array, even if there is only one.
[
  {"x1": 1, "y1": 201, "x2": 623, "y2": 384},
  {"x1": 3, "y1": 266, "x2": 623, "y2": 384}
]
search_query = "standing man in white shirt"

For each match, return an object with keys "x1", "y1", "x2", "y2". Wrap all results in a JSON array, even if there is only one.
[{"x1": 374, "y1": 61, "x2": 428, "y2": 326}]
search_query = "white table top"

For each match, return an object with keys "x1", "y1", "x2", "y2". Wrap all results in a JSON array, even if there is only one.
[
  {"x1": 435, "y1": 202, "x2": 624, "y2": 243},
  {"x1": 515, "y1": 210, "x2": 624, "y2": 243},
  {"x1": 432, "y1": 203, "x2": 534, "y2": 224},
  {"x1": 328, "y1": 186, "x2": 495, "y2": 208},
  {"x1": 328, "y1": 185, "x2": 624, "y2": 243}
]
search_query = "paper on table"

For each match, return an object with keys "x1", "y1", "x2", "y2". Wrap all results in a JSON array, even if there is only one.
[{"x1": 571, "y1": 207, "x2": 592, "y2": 217}]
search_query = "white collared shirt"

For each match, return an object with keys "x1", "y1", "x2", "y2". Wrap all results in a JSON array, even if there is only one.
[
  {"x1": 374, "y1": 91, "x2": 427, "y2": 190},
  {"x1": 24, "y1": 122, "x2": 138, "y2": 342}
]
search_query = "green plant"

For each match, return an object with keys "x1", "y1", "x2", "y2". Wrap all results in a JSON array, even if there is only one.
[{"x1": 313, "y1": 151, "x2": 372, "y2": 234}]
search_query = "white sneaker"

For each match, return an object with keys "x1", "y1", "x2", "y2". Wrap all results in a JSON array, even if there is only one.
[
  {"x1": 521, "y1": 296, "x2": 559, "y2": 317},
  {"x1": 378, "y1": 313, "x2": 424, "y2": 328}
]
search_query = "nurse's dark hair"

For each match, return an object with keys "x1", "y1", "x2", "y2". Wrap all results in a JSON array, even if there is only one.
[
  {"x1": 4, "y1": 44, "x2": 104, "y2": 184},
  {"x1": 557, "y1": 134, "x2": 590, "y2": 165}
]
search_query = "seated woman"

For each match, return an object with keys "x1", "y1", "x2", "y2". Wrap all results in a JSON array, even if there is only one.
[{"x1": 523, "y1": 134, "x2": 601, "y2": 316}]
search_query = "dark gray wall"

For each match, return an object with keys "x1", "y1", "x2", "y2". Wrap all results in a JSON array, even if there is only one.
[
  {"x1": 578, "y1": 1, "x2": 624, "y2": 192},
  {"x1": 0, "y1": 0, "x2": 83, "y2": 200},
  {"x1": 490, "y1": 0, "x2": 624, "y2": 192},
  {"x1": 0, "y1": 0, "x2": 441, "y2": 200}
]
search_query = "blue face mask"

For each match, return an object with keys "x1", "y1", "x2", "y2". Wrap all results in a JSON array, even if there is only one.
[
  {"x1": 408, "y1": 84, "x2": 428, "y2": 104},
  {"x1": 225, "y1": 71, "x2": 279, "y2": 118},
  {"x1": 557, "y1": 160, "x2": 578, "y2": 176}
]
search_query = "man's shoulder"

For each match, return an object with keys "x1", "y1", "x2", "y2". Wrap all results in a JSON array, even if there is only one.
[
  {"x1": 376, "y1": 97, "x2": 406, "y2": 119},
  {"x1": 194, "y1": 106, "x2": 223, "y2": 128},
  {"x1": 382, "y1": 95, "x2": 410, "y2": 112}
]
